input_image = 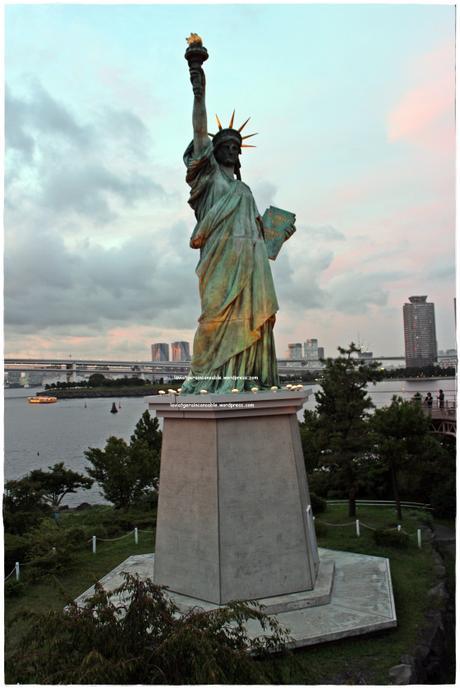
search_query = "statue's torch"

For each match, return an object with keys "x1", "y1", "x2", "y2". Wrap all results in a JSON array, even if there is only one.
[{"x1": 185, "y1": 33, "x2": 208, "y2": 97}]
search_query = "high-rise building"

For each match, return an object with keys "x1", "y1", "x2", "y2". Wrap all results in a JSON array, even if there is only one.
[
  {"x1": 151, "y1": 343, "x2": 169, "y2": 361},
  {"x1": 288, "y1": 343, "x2": 303, "y2": 360},
  {"x1": 304, "y1": 338, "x2": 319, "y2": 361},
  {"x1": 403, "y1": 295, "x2": 437, "y2": 368},
  {"x1": 171, "y1": 341, "x2": 191, "y2": 361},
  {"x1": 317, "y1": 347, "x2": 325, "y2": 360}
]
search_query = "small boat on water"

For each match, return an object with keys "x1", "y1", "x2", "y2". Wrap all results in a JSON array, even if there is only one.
[{"x1": 28, "y1": 396, "x2": 58, "y2": 404}]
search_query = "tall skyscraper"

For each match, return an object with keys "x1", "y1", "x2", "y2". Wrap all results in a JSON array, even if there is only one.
[
  {"x1": 304, "y1": 338, "x2": 319, "y2": 361},
  {"x1": 171, "y1": 341, "x2": 191, "y2": 361},
  {"x1": 151, "y1": 343, "x2": 169, "y2": 361},
  {"x1": 288, "y1": 343, "x2": 303, "y2": 359},
  {"x1": 403, "y1": 295, "x2": 437, "y2": 368}
]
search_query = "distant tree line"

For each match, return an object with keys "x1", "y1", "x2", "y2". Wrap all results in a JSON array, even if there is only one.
[
  {"x1": 281, "y1": 363, "x2": 455, "y2": 386},
  {"x1": 45, "y1": 374, "x2": 153, "y2": 390},
  {"x1": 382, "y1": 365, "x2": 455, "y2": 379}
]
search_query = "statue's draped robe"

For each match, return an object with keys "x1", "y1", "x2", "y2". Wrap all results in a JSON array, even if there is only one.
[{"x1": 181, "y1": 141, "x2": 280, "y2": 394}]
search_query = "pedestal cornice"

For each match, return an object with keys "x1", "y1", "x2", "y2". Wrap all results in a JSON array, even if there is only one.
[{"x1": 147, "y1": 389, "x2": 310, "y2": 419}]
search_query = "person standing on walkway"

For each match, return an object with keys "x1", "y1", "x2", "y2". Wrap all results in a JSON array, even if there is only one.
[
  {"x1": 438, "y1": 389, "x2": 445, "y2": 409},
  {"x1": 425, "y1": 392, "x2": 433, "y2": 411}
]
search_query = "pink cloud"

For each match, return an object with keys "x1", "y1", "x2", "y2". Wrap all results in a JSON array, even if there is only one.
[{"x1": 387, "y1": 42, "x2": 455, "y2": 152}]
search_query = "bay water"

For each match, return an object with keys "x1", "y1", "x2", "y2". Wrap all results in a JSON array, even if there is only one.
[{"x1": 5, "y1": 378, "x2": 455, "y2": 506}]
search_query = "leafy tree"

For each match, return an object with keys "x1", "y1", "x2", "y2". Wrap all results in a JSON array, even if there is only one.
[
  {"x1": 85, "y1": 437, "x2": 159, "y2": 509},
  {"x1": 27, "y1": 462, "x2": 93, "y2": 511},
  {"x1": 299, "y1": 409, "x2": 323, "y2": 474},
  {"x1": 4, "y1": 477, "x2": 52, "y2": 535},
  {"x1": 7, "y1": 575, "x2": 290, "y2": 684},
  {"x1": 313, "y1": 343, "x2": 383, "y2": 516},
  {"x1": 4, "y1": 477, "x2": 50, "y2": 519},
  {"x1": 130, "y1": 410, "x2": 162, "y2": 453},
  {"x1": 370, "y1": 396, "x2": 433, "y2": 520},
  {"x1": 88, "y1": 373, "x2": 107, "y2": 387}
]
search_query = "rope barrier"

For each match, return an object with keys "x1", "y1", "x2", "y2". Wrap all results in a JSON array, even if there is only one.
[
  {"x1": 316, "y1": 518, "x2": 423, "y2": 548},
  {"x1": 6, "y1": 528, "x2": 155, "y2": 581},
  {"x1": 4, "y1": 567, "x2": 16, "y2": 581},
  {"x1": 316, "y1": 519, "x2": 356, "y2": 527},
  {"x1": 360, "y1": 521, "x2": 377, "y2": 531},
  {"x1": 326, "y1": 499, "x2": 433, "y2": 510},
  {"x1": 95, "y1": 531, "x2": 134, "y2": 542}
]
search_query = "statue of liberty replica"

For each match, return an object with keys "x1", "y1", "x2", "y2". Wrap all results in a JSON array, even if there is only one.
[
  {"x1": 150, "y1": 37, "x2": 395, "y2": 633},
  {"x1": 150, "y1": 34, "x2": 321, "y2": 610},
  {"x1": 181, "y1": 34, "x2": 296, "y2": 394}
]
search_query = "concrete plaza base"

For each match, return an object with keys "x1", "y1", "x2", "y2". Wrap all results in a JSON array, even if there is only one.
[
  {"x1": 74, "y1": 548, "x2": 397, "y2": 648},
  {"x1": 147, "y1": 390, "x2": 320, "y2": 604}
]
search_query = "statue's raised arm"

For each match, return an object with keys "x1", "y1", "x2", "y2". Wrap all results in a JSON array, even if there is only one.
[{"x1": 185, "y1": 33, "x2": 209, "y2": 156}]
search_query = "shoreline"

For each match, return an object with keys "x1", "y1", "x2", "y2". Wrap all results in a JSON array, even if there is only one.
[
  {"x1": 36, "y1": 386, "x2": 173, "y2": 399},
  {"x1": 37, "y1": 375, "x2": 455, "y2": 399}
]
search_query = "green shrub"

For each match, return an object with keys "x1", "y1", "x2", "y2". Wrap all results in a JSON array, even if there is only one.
[
  {"x1": 373, "y1": 528, "x2": 410, "y2": 549},
  {"x1": 135, "y1": 491, "x2": 159, "y2": 510},
  {"x1": 308, "y1": 470, "x2": 330, "y2": 497},
  {"x1": 310, "y1": 493, "x2": 326, "y2": 514},
  {"x1": 326, "y1": 488, "x2": 347, "y2": 499},
  {"x1": 412, "y1": 509, "x2": 434, "y2": 527},
  {"x1": 3, "y1": 509, "x2": 49, "y2": 536},
  {"x1": 65, "y1": 527, "x2": 88, "y2": 547},
  {"x1": 5, "y1": 533, "x2": 30, "y2": 573},
  {"x1": 27, "y1": 550, "x2": 75, "y2": 578},
  {"x1": 5, "y1": 578, "x2": 25, "y2": 598},
  {"x1": 7, "y1": 574, "x2": 291, "y2": 684},
  {"x1": 90, "y1": 525, "x2": 108, "y2": 539}
]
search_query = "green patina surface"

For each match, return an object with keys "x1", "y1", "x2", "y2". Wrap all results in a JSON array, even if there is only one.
[{"x1": 181, "y1": 141, "x2": 281, "y2": 394}]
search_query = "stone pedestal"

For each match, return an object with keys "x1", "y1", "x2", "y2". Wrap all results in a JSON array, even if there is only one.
[
  {"x1": 75, "y1": 389, "x2": 397, "y2": 649},
  {"x1": 148, "y1": 391, "x2": 319, "y2": 605}
]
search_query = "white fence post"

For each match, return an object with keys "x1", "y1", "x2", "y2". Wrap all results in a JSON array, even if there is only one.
[
  {"x1": 134, "y1": 527, "x2": 138, "y2": 545},
  {"x1": 417, "y1": 529, "x2": 422, "y2": 549},
  {"x1": 15, "y1": 561, "x2": 20, "y2": 581},
  {"x1": 92, "y1": 535, "x2": 96, "y2": 554},
  {"x1": 356, "y1": 519, "x2": 360, "y2": 537}
]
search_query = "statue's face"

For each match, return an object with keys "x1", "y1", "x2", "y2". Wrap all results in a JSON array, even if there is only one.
[{"x1": 214, "y1": 140, "x2": 241, "y2": 167}]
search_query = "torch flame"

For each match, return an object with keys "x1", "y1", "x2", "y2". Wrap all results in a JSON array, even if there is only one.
[{"x1": 186, "y1": 33, "x2": 203, "y2": 47}]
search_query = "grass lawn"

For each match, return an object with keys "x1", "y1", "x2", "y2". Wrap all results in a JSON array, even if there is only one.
[
  {"x1": 4, "y1": 504, "x2": 444, "y2": 684},
  {"x1": 263, "y1": 505, "x2": 438, "y2": 684}
]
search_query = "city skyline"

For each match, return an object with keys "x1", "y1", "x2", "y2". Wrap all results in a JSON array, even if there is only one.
[{"x1": 5, "y1": 4, "x2": 456, "y2": 360}]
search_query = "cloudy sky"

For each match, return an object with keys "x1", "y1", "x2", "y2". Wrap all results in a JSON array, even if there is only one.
[{"x1": 5, "y1": 3, "x2": 456, "y2": 361}]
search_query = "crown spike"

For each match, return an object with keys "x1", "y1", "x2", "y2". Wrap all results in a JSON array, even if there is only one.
[
  {"x1": 242, "y1": 132, "x2": 258, "y2": 140},
  {"x1": 208, "y1": 132, "x2": 215, "y2": 138},
  {"x1": 215, "y1": 114, "x2": 223, "y2": 131},
  {"x1": 229, "y1": 109, "x2": 235, "y2": 128},
  {"x1": 238, "y1": 117, "x2": 251, "y2": 133},
  {"x1": 241, "y1": 144, "x2": 256, "y2": 148}
]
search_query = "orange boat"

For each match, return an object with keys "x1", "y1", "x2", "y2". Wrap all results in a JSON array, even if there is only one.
[{"x1": 28, "y1": 396, "x2": 58, "y2": 404}]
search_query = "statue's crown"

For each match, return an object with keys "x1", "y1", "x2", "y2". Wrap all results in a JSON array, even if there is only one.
[{"x1": 209, "y1": 111, "x2": 257, "y2": 150}]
